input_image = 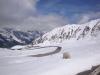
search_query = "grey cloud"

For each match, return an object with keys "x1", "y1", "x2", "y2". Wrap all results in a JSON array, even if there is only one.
[
  {"x1": 74, "y1": 12, "x2": 100, "y2": 24},
  {"x1": 0, "y1": 0, "x2": 68, "y2": 31},
  {"x1": 0, "y1": 0, "x2": 37, "y2": 27},
  {"x1": 1, "y1": 0, "x2": 99, "y2": 31},
  {"x1": 8, "y1": 14, "x2": 68, "y2": 31}
]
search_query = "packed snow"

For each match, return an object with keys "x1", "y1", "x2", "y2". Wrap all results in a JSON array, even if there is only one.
[{"x1": 0, "y1": 37, "x2": 100, "y2": 75}]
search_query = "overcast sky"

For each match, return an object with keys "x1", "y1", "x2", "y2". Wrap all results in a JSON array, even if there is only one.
[{"x1": 0, "y1": 0, "x2": 100, "y2": 31}]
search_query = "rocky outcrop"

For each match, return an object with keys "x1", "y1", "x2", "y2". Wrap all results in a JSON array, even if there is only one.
[
  {"x1": 76, "y1": 65, "x2": 100, "y2": 75},
  {"x1": 90, "y1": 65, "x2": 100, "y2": 75},
  {"x1": 63, "y1": 52, "x2": 70, "y2": 59},
  {"x1": 33, "y1": 19, "x2": 100, "y2": 45}
]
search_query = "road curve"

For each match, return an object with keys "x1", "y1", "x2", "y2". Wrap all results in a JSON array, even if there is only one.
[{"x1": 28, "y1": 46, "x2": 62, "y2": 57}]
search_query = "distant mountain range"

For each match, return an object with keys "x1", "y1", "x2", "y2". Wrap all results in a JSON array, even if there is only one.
[
  {"x1": 0, "y1": 19, "x2": 100, "y2": 48},
  {"x1": 0, "y1": 28, "x2": 44, "y2": 48},
  {"x1": 33, "y1": 19, "x2": 100, "y2": 44}
]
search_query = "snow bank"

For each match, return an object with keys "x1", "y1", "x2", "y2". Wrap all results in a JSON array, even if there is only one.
[
  {"x1": 0, "y1": 38, "x2": 100, "y2": 75},
  {"x1": 11, "y1": 45, "x2": 26, "y2": 50}
]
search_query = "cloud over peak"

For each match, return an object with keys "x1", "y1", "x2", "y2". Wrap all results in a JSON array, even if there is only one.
[
  {"x1": 0, "y1": 0, "x2": 68, "y2": 31},
  {"x1": 0, "y1": 0, "x2": 100, "y2": 31}
]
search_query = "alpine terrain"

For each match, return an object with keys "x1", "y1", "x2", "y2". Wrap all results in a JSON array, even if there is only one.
[
  {"x1": 0, "y1": 19, "x2": 100, "y2": 75},
  {"x1": 33, "y1": 19, "x2": 100, "y2": 44},
  {"x1": 0, "y1": 28, "x2": 44, "y2": 48}
]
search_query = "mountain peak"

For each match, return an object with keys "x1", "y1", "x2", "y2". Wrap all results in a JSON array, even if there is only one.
[
  {"x1": 33, "y1": 19, "x2": 100, "y2": 44},
  {"x1": 0, "y1": 29, "x2": 44, "y2": 48}
]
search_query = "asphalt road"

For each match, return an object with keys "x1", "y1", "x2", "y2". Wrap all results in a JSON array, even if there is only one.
[{"x1": 28, "y1": 46, "x2": 62, "y2": 57}]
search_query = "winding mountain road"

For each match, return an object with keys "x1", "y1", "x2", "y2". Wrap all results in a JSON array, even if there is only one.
[{"x1": 28, "y1": 46, "x2": 62, "y2": 57}]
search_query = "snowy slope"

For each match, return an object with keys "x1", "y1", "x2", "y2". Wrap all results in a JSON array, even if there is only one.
[
  {"x1": 0, "y1": 36, "x2": 100, "y2": 75},
  {"x1": 0, "y1": 19, "x2": 100, "y2": 75},
  {"x1": 33, "y1": 19, "x2": 100, "y2": 44}
]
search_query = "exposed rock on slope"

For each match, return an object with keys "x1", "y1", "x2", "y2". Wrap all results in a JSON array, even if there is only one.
[
  {"x1": 0, "y1": 28, "x2": 44, "y2": 48},
  {"x1": 33, "y1": 19, "x2": 100, "y2": 44},
  {"x1": 76, "y1": 65, "x2": 100, "y2": 75}
]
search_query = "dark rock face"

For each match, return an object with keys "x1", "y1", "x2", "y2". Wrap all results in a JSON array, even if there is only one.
[
  {"x1": 90, "y1": 65, "x2": 100, "y2": 75},
  {"x1": 76, "y1": 65, "x2": 100, "y2": 75},
  {"x1": 77, "y1": 70, "x2": 91, "y2": 75},
  {"x1": 0, "y1": 28, "x2": 44, "y2": 48},
  {"x1": 97, "y1": 72, "x2": 100, "y2": 75},
  {"x1": 0, "y1": 34, "x2": 21, "y2": 48}
]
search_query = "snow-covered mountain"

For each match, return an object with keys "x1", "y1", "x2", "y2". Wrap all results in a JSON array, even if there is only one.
[
  {"x1": 33, "y1": 19, "x2": 100, "y2": 44},
  {"x1": 0, "y1": 28, "x2": 44, "y2": 48},
  {"x1": 1, "y1": 19, "x2": 100, "y2": 48},
  {"x1": 0, "y1": 19, "x2": 100, "y2": 75}
]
